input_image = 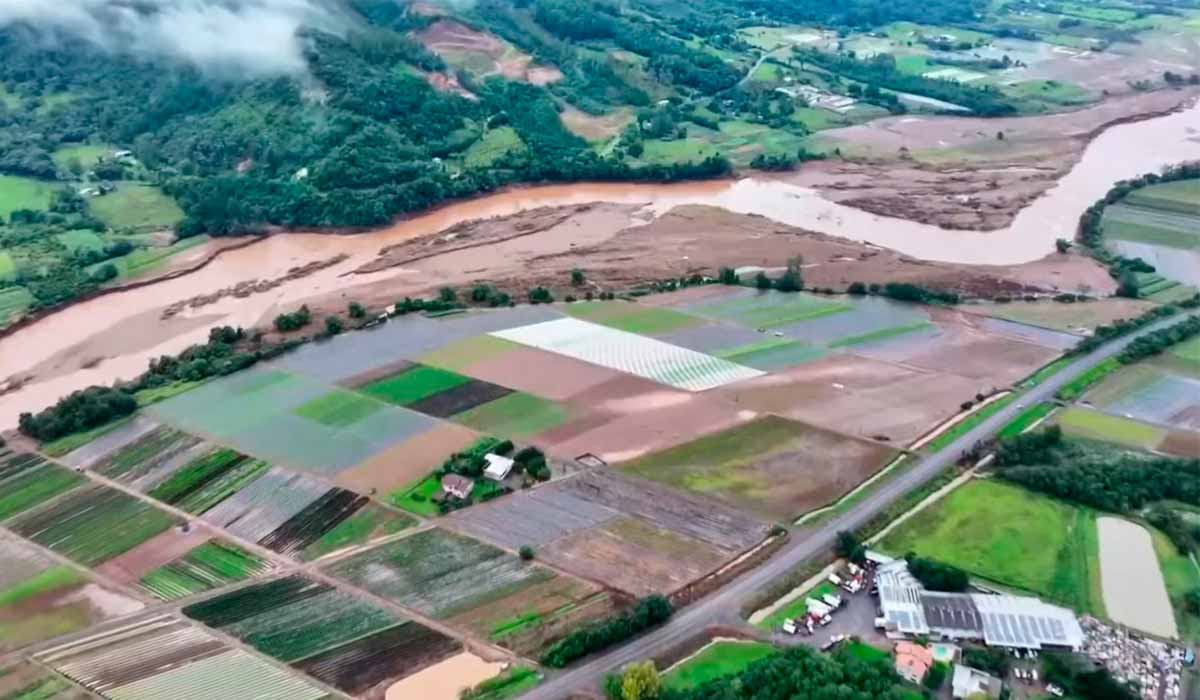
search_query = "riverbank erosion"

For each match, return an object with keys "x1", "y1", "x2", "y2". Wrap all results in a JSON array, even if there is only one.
[{"x1": 1, "y1": 91, "x2": 1198, "y2": 428}]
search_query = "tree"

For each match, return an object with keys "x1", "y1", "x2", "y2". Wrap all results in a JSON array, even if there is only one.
[
  {"x1": 620, "y1": 661, "x2": 661, "y2": 700},
  {"x1": 438, "y1": 286, "x2": 457, "y2": 303},
  {"x1": 519, "y1": 545, "x2": 535, "y2": 560},
  {"x1": 754, "y1": 271, "x2": 772, "y2": 290},
  {"x1": 1055, "y1": 238, "x2": 1072, "y2": 254},
  {"x1": 571, "y1": 268, "x2": 586, "y2": 287},
  {"x1": 847, "y1": 281, "x2": 867, "y2": 295},
  {"x1": 835, "y1": 530, "x2": 866, "y2": 563},
  {"x1": 324, "y1": 316, "x2": 344, "y2": 335},
  {"x1": 718, "y1": 266, "x2": 739, "y2": 285},
  {"x1": 273, "y1": 305, "x2": 311, "y2": 332},
  {"x1": 347, "y1": 301, "x2": 366, "y2": 319},
  {"x1": 775, "y1": 257, "x2": 803, "y2": 292},
  {"x1": 906, "y1": 554, "x2": 969, "y2": 592},
  {"x1": 1186, "y1": 589, "x2": 1200, "y2": 616},
  {"x1": 528, "y1": 286, "x2": 554, "y2": 304},
  {"x1": 925, "y1": 661, "x2": 949, "y2": 689},
  {"x1": 1117, "y1": 270, "x2": 1140, "y2": 298}
]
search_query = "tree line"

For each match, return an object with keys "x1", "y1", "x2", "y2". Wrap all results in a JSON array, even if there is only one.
[{"x1": 541, "y1": 595, "x2": 673, "y2": 668}]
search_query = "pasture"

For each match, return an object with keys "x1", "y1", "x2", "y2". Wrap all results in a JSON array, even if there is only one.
[
  {"x1": 663, "y1": 641, "x2": 777, "y2": 691},
  {"x1": 86, "y1": 184, "x2": 184, "y2": 232},
  {"x1": 878, "y1": 479, "x2": 1103, "y2": 614},
  {"x1": 1056, "y1": 407, "x2": 1166, "y2": 450},
  {"x1": 0, "y1": 175, "x2": 52, "y2": 220},
  {"x1": 622, "y1": 415, "x2": 898, "y2": 520}
]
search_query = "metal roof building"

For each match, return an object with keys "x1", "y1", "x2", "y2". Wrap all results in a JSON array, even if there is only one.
[{"x1": 873, "y1": 556, "x2": 1084, "y2": 651}]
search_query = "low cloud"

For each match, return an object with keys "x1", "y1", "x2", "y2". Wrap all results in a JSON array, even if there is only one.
[{"x1": 0, "y1": 0, "x2": 349, "y2": 77}]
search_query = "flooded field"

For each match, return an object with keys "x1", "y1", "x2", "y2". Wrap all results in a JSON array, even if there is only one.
[
  {"x1": 1096, "y1": 517, "x2": 1178, "y2": 639},
  {"x1": 0, "y1": 99, "x2": 1198, "y2": 427}
]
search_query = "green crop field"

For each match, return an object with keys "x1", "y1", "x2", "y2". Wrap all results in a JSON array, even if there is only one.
[
  {"x1": 9, "y1": 485, "x2": 179, "y2": 567},
  {"x1": 453, "y1": 392, "x2": 567, "y2": 438},
  {"x1": 0, "y1": 176, "x2": 52, "y2": 221},
  {"x1": 828, "y1": 321, "x2": 932, "y2": 348},
  {"x1": 715, "y1": 338, "x2": 827, "y2": 369},
  {"x1": 1125, "y1": 180, "x2": 1200, "y2": 216},
  {"x1": 301, "y1": 503, "x2": 415, "y2": 560},
  {"x1": 1057, "y1": 407, "x2": 1165, "y2": 449},
  {"x1": 97, "y1": 234, "x2": 210, "y2": 280},
  {"x1": 87, "y1": 184, "x2": 184, "y2": 232},
  {"x1": 0, "y1": 567, "x2": 85, "y2": 609},
  {"x1": 177, "y1": 458, "x2": 270, "y2": 514},
  {"x1": 148, "y1": 449, "x2": 247, "y2": 505},
  {"x1": 1172, "y1": 336, "x2": 1200, "y2": 365},
  {"x1": 664, "y1": 641, "x2": 777, "y2": 691},
  {"x1": 419, "y1": 335, "x2": 520, "y2": 372},
  {"x1": 878, "y1": 479, "x2": 1103, "y2": 613},
  {"x1": 294, "y1": 390, "x2": 385, "y2": 427},
  {"x1": 361, "y1": 365, "x2": 471, "y2": 405},
  {"x1": 0, "y1": 455, "x2": 86, "y2": 523},
  {"x1": 184, "y1": 575, "x2": 402, "y2": 663},
  {"x1": 564, "y1": 301, "x2": 701, "y2": 334},
  {"x1": 140, "y1": 541, "x2": 273, "y2": 601}
]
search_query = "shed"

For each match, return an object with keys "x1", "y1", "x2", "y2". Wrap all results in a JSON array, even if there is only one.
[
  {"x1": 483, "y1": 454, "x2": 514, "y2": 481},
  {"x1": 952, "y1": 664, "x2": 1002, "y2": 699},
  {"x1": 441, "y1": 474, "x2": 474, "y2": 500}
]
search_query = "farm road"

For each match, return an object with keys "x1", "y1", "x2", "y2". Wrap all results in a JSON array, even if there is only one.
[{"x1": 520, "y1": 313, "x2": 1197, "y2": 700}]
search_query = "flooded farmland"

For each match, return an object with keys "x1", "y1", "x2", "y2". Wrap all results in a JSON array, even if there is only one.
[{"x1": 1096, "y1": 516, "x2": 1178, "y2": 640}]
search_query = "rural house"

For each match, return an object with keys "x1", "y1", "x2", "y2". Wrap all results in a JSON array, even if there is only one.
[
  {"x1": 441, "y1": 474, "x2": 474, "y2": 500},
  {"x1": 952, "y1": 664, "x2": 1003, "y2": 699},
  {"x1": 894, "y1": 641, "x2": 934, "y2": 683}
]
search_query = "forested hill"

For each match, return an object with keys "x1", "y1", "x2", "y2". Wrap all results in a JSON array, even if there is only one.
[{"x1": 0, "y1": 0, "x2": 987, "y2": 237}]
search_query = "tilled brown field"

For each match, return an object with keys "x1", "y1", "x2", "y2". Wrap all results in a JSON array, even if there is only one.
[
  {"x1": 333, "y1": 422, "x2": 481, "y2": 496},
  {"x1": 448, "y1": 470, "x2": 769, "y2": 596},
  {"x1": 95, "y1": 527, "x2": 213, "y2": 585},
  {"x1": 717, "y1": 355, "x2": 982, "y2": 446}
]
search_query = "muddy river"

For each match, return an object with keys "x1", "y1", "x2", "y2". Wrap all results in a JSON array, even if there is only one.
[{"x1": 1, "y1": 101, "x2": 1199, "y2": 428}]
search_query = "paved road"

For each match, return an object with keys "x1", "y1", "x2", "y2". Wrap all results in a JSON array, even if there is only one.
[{"x1": 522, "y1": 313, "x2": 1194, "y2": 699}]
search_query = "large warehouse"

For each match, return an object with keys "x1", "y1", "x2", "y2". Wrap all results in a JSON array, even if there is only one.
[{"x1": 873, "y1": 557, "x2": 1085, "y2": 651}]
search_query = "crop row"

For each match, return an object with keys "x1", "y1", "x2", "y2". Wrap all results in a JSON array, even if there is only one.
[
  {"x1": 0, "y1": 452, "x2": 85, "y2": 523},
  {"x1": 10, "y1": 485, "x2": 179, "y2": 567},
  {"x1": 139, "y1": 541, "x2": 273, "y2": 601},
  {"x1": 147, "y1": 448, "x2": 247, "y2": 505},
  {"x1": 92, "y1": 425, "x2": 202, "y2": 482}
]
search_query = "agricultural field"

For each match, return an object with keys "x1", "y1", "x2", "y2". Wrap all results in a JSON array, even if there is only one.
[
  {"x1": 37, "y1": 614, "x2": 334, "y2": 700},
  {"x1": 621, "y1": 415, "x2": 899, "y2": 521},
  {"x1": 0, "y1": 532, "x2": 143, "y2": 653},
  {"x1": 148, "y1": 367, "x2": 443, "y2": 475},
  {"x1": 0, "y1": 451, "x2": 87, "y2": 522},
  {"x1": 1056, "y1": 406, "x2": 1166, "y2": 451},
  {"x1": 976, "y1": 298, "x2": 1155, "y2": 334},
  {"x1": 1078, "y1": 361, "x2": 1200, "y2": 432},
  {"x1": 184, "y1": 575, "x2": 460, "y2": 696},
  {"x1": 86, "y1": 184, "x2": 184, "y2": 233},
  {"x1": 0, "y1": 661, "x2": 93, "y2": 700},
  {"x1": 300, "y1": 503, "x2": 415, "y2": 561},
  {"x1": 136, "y1": 540, "x2": 275, "y2": 602},
  {"x1": 8, "y1": 484, "x2": 179, "y2": 568},
  {"x1": 1103, "y1": 179, "x2": 1200, "y2": 291},
  {"x1": 878, "y1": 479, "x2": 1104, "y2": 615},
  {"x1": 448, "y1": 470, "x2": 770, "y2": 595},
  {"x1": 0, "y1": 175, "x2": 52, "y2": 220}
]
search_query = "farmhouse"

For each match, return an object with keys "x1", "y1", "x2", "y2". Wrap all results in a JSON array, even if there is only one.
[
  {"x1": 483, "y1": 454, "x2": 514, "y2": 481},
  {"x1": 441, "y1": 474, "x2": 475, "y2": 500},
  {"x1": 874, "y1": 557, "x2": 1084, "y2": 651},
  {"x1": 894, "y1": 641, "x2": 934, "y2": 683},
  {"x1": 952, "y1": 664, "x2": 1003, "y2": 699}
]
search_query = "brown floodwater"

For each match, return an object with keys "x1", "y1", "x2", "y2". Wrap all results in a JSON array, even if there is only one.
[{"x1": 1, "y1": 101, "x2": 1198, "y2": 429}]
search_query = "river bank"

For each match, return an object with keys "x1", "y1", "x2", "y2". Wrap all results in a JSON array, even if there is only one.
[{"x1": 1, "y1": 90, "x2": 1198, "y2": 428}]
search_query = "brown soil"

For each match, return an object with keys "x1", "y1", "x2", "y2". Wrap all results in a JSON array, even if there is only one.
[
  {"x1": 457, "y1": 346, "x2": 628, "y2": 402},
  {"x1": 541, "y1": 516, "x2": 729, "y2": 596},
  {"x1": 805, "y1": 88, "x2": 1199, "y2": 230},
  {"x1": 895, "y1": 308, "x2": 1063, "y2": 384},
  {"x1": 963, "y1": 297, "x2": 1158, "y2": 332},
  {"x1": 560, "y1": 106, "x2": 635, "y2": 142},
  {"x1": 333, "y1": 423, "x2": 480, "y2": 496},
  {"x1": 1160, "y1": 430, "x2": 1200, "y2": 458},
  {"x1": 448, "y1": 576, "x2": 613, "y2": 656},
  {"x1": 425, "y1": 71, "x2": 477, "y2": 100},
  {"x1": 416, "y1": 20, "x2": 560, "y2": 85},
  {"x1": 94, "y1": 527, "x2": 212, "y2": 585},
  {"x1": 716, "y1": 355, "x2": 983, "y2": 446}
]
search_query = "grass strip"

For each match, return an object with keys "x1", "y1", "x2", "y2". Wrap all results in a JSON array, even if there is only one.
[
  {"x1": 663, "y1": 641, "x2": 777, "y2": 690},
  {"x1": 923, "y1": 395, "x2": 1016, "y2": 453},
  {"x1": 1018, "y1": 356, "x2": 1072, "y2": 389},
  {"x1": 1055, "y1": 357, "x2": 1120, "y2": 401},
  {"x1": 389, "y1": 475, "x2": 441, "y2": 517},
  {"x1": 40, "y1": 416, "x2": 134, "y2": 457},
  {"x1": 997, "y1": 403, "x2": 1055, "y2": 439}
]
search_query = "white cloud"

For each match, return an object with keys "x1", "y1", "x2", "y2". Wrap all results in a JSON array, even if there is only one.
[{"x1": 0, "y1": 0, "x2": 349, "y2": 77}]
